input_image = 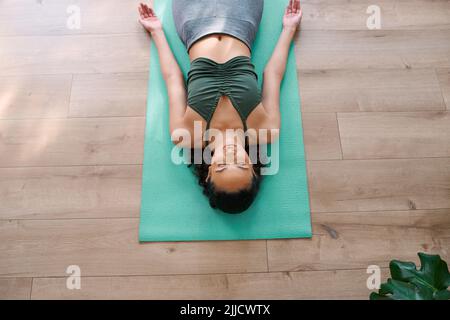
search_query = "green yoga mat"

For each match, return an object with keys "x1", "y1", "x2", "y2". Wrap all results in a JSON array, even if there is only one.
[{"x1": 139, "y1": 0, "x2": 311, "y2": 242}]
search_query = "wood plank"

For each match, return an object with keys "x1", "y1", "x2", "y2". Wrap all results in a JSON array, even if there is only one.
[
  {"x1": 299, "y1": 68, "x2": 445, "y2": 112},
  {"x1": 0, "y1": 117, "x2": 145, "y2": 167},
  {"x1": 0, "y1": 165, "x2": 141, "y2": 220},
  {"x1": 268, "y1": 210, "x2": 449, "y2": 272},
  {"x1": 0, "y1": 74, "x2": 72, "y2": 119},
  {"x1": 0, "y1": 33, "x2": 149, "y2": 76},
  {"x1": 308, "y1": 158, "x2": 450, "y2": 212},
  {"x1": 436, "y1": 68, "x2": 450, "y2": 110},
  {"x1": 300, "y1": 0, "x2": 450, "y2": 31},
  {"x1": 0, "y1": 218, "x2": 267, "y2": 278},
  {"x1": 296, "y1": 30, "x2": 450, "y2": 70},
  {"x1": 303, "y1": 113, "x2": 342, "y2": 160},
  {"x1": 31, "y1": 269, "x2": 387, "y2": 300},
  {"x1": 0, "y1": 0, "x2": 143, "y2": 36},
  {"x1": 0, "y1": 277, "x2": 32, "y2": 299},
  {"x1": 312, "y1": 209, "x2": 450, "y2": 229},
  {"x1": 69, "y1": 73, "x2": 148, "y2": 117},
  {"x1": 337, "y1": 111, "x2": 450, "y2": 159}
]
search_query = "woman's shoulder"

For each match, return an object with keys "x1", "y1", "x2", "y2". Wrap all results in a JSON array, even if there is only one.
[
  {"x1": 170, "y1": 113, "x2": 207, "y2": 149},
  {"x1": 246, "y1": 127, "x2": 280, "y2": 146},
  {"x1": 246, "y1": 103, "x2": 280, "y2": 145}
]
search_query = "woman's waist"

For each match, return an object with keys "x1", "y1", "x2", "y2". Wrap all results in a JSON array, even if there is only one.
[{"x1": 188, "y1": 34, "x2": 250, "y2": 63}]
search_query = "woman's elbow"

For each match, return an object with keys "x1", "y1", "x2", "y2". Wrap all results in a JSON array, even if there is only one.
[
  {"x1": 263, "y1": 66, "x2": 284, "y2": 81},
  {"x1": 170, "y1": 125, "x2": 192, "y2": 148}
]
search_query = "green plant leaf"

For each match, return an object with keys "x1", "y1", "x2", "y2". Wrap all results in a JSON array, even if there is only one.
[
  {"x1": 434, "y1": 289, "x2": 450, "y2": 300},
  {"x1": 370, "y1": 253, "x2": 450, "y2": 300}
]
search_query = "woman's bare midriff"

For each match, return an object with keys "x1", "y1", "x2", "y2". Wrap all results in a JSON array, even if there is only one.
[{"x1": 188, "y1": 33, "x2": 251, "y2": 62}]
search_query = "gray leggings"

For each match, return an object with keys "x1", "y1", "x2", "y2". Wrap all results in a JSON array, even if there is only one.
[{"x1": 172, "y1": 0, "x2": 264, "y2": 52}]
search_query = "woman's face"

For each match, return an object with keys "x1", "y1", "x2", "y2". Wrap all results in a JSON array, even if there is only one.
[{"x1": 207, "y1": 143, "x2": 255, "y2": 192}]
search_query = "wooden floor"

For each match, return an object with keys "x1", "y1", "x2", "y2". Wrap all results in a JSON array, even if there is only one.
[{"x1": 0, "y1": 0, "x2": 449, "y2": 300}]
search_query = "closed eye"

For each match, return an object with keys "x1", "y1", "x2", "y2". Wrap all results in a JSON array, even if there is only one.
[{"x1": 215, "y1": 164, "x2": 250, "y2": 172}]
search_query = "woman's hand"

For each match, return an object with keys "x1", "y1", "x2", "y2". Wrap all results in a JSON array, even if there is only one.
[
  {"x1": 138, "y1": 2, "x2": 162, "y2": 34},
  {"x1": 283, "y1": 0, "x2": 302, "y2": 31}
]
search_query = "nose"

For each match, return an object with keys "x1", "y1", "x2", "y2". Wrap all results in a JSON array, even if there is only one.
[{"x1": 224, "y1": 146, "x2": 237, "y2": 164}]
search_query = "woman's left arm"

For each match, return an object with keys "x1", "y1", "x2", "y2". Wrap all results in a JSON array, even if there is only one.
[
  {"x1": 138, "y1": 2, "x2": 187, "y2": 135},
  {"x1": 261, "y1": 0, "x2": 302, "y2": 126}
]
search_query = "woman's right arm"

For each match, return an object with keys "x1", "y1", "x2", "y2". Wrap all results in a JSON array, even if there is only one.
[
  {"x1": 138, "y1": 3, "x2": 187, "y2": 134},
  {"x1": 261, "y1": 0, "x2": 302, "y2": 129}
]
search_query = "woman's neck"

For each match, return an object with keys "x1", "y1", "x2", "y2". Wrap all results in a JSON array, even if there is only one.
[{"x1": 210, "y1": 129, "x2": 246, "y2": 151}]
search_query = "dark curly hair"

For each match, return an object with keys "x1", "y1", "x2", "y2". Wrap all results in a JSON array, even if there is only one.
[{"x1": 188, "y1": 143, "x2": 265, "y2": 214}]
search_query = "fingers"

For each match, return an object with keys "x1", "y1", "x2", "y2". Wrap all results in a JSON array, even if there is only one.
[
  {"x1": 286, "y1": 0, "x2": 292, "y2": 14},
  {"x1": 294, "y1": 0, "x2": 300, "y2": 13},
  {"x1": 286, "y1": 0, "x2": 301, "y2": 15},
  {"x1": 138, "y1": 5, "x2": 145, "y2": 19},
  {"x1": 143, "y1": 3, "x2": 157, "y2": 17},
  {"x1": 288, "y1": 0, "x2": 300, "y2": 14},
  {"x1": 139, "y1": 3, "x2": 148, "y2": 18},
  {"x1": 143, "y1": 3, "x2": 151, "y2": 17}
]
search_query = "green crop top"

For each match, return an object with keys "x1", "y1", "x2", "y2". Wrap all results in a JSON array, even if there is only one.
[{"x1": 186, "y1": 55, "x2": 262, "y2": 132}]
